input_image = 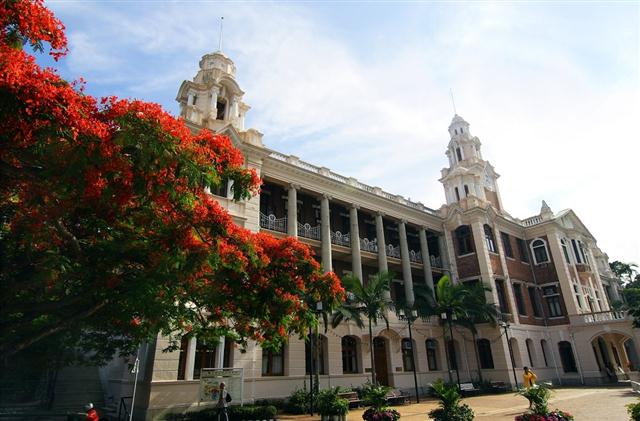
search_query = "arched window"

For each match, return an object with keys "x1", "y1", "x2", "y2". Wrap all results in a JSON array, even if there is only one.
[
  {"x1": 531, "y1": 239, "x2": 550, "y2": 264},
  {"x1": 447, "y1": 340, "x2": 458, "y2": 370},
  {"x1": 455, "y1": 225, "x2": 474, "y2": 255},
  {"x1": 484, "y1": 225, "x2": 496, "y2": 253},
  {"x1": 426, "y1": 339, "x2": 439, "y2": 371},
  {"x1": 540, "y1": 339, "x2": 549, "y2": 367},
  {"x1": 454, "y1": 187, "x2": 460, "y2": 201},
  {"x1": 456, "y1": 147, "x2": 463, "y2": 162},
  {"x1": 477, "y1": 339, "x2": 494, "y2": 369},
  {"x1": 558, "y1": 341, "x2": 578, "y2": 372},
  {"x1": 341, "y1": 336, "x2": 359, "y2": 374},
  {"x1": 306, "y1": 335, "x2": 327, "y2": 375},
  {"x1": 464, "y1": 185, "x2": 470, "y2": 196},
  {"x1": 401, "y1": 339, "x2": 415, "y2": 371},
  {"x1": 510, "y1": 338, "x2": 522, "y2": 367},
  {"x1": 262, "y1": 346, "x2": 284, "y2": 376},
  {"x1": 525, "y1": 339, "x2": 536, "y2": 367}
]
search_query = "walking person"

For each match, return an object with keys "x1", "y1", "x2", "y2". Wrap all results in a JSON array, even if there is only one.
[
  {"x1": 85, "y1": 403, "x2": 99, "y2": 421},
  {"x1": 216, "y1": 382, "x2": 231, "y2": 421},
  {"x1": 522, "y1": 366, "x2": 538, "y2": 409}
]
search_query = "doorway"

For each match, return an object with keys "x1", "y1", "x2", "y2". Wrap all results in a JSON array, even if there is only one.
[{"x1": 373, "y1": 337, "x2": 389, "y2": 386}]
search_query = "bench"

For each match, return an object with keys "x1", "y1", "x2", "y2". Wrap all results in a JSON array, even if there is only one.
[
  {"x1": 490, "y1": 381, "x2": 509, "y2": 393},
  {"x1": 337, "y1": 391, "x2": 363, "y2": 408},
  {"x1": 385, "y1": 389, "x2": 409, "y2": 405},
  {"x1": 459, "y1": 382, "x2": 480, "y2": 396}
]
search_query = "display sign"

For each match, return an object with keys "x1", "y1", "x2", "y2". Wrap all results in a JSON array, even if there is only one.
[{"x1": 199, "y1": 368, "x2": 244, "y2": 405}]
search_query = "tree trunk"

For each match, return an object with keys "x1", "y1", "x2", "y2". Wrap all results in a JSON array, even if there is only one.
[
  {"x1": 369, "y1": 318, "x2": 376, "y2": 385},
  {"x1": 442, "y1": 322, "x2": 453, "y2": 383}
]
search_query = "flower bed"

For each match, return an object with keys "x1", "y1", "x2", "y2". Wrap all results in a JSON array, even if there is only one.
[
  {"x1": 515, "y1": 409, "x2": 574, "y2": 421},
  {"x1": 362, "y1": 407, "x2": 400, "y2": 421}
]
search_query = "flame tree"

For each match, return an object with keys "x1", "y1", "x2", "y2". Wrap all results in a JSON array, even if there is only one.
[{"x1": 0, "y1": 0, "x2": 344, "y2": 364}]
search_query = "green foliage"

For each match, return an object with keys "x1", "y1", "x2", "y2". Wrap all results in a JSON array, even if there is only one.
[
  {"x1": 517, "y1": 385, "x2": 551, "y2": 416},
  {"x1": 428, "y1": 379, "x2": 474, "y2": 421},
  {"x1": 627, "y1": 399, "x2": 640, "y2": 421},
  {"x1": 316, "y1": 387, "x2": 349, "y2": 416},
  {"x1": 361, "y1": 382, "x2": 391, "y2": 410},
  {"x1": 285, "y1": 388, "x2": 312, "y2": 414}
]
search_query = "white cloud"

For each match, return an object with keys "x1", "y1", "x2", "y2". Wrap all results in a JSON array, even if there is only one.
[{"x1": 47, "y1": 1, "x2": 640, "y2": 263}]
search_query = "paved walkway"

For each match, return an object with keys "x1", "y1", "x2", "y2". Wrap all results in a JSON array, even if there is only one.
[{"x1": 280, "y1": 387, "x2": 637, "y2": 421}]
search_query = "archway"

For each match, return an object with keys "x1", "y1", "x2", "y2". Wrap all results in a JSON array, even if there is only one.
[{"x1": 591, "y1": 331, "x2": 637, "y2": 381}]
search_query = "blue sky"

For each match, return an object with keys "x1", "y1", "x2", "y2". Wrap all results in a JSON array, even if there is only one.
[{"x1": 41, "y1": 0, "x2": 640, "y2": 264}]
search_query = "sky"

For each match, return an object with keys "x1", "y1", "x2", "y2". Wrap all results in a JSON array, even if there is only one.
[{"x1": 41, "y1": 0, "x2": 640, "y2": 264}]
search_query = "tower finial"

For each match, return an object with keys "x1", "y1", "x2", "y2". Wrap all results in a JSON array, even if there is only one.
[
  {"x1": 217, "y1": 16, "x2": 224, "y2": 52},
  {"x1": 449, "y1": 88, "x2": 457, "y2": 115}
]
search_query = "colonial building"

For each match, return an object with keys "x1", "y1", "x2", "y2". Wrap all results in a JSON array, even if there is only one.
[{"x1": 96, "y1": 50, "x2": 635, "y2": 419}]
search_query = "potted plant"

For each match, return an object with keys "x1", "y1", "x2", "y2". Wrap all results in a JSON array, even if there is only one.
[
  {"x1": 515, "y1": 385, "x2": 574, "y2": 421},
  {"x1": 317, "y1": 387, "x2": 349, "y2": 421},
  {"x1": 428, "y1": 379, "x2": 474, "y2": 421},
  {"x1": 361, "y1": 383, "x2": 400, "y2": 421}
]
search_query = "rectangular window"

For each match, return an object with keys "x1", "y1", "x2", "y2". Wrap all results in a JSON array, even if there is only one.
[
  {"x1": 547, "y1": 296, "x2": 562, "y2": 317},
  {"x1": 401, "y1": 339, "x2": 415, "y2": 371},
  {"x1": 495, "y1": 279, "x2": 510, "y2": 314},
  {"x1": 528, "y1": 287, "x2": 542, "y2": 317},
  {"x1": 571, "y1": 240, "x2": 582, "y2": 264},
  {"x1": 516, "y1": 238, "x2": 529, "y2": 263},
  {"x1": 513, "y1": 284, "x2": 527, "y2": 316},
  {"x1": 501, "y1": 232, "x2": 513, "y2": 258}
]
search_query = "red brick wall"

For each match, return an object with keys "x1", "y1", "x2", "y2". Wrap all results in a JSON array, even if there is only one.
[
  {"x1": 490, "y1": 254, "x2": 503, "y2": 276},
  {"x1": 456, "y1": 253, "x2": 481, "y2": 278},
  {"x1": 484, "y1": 189, "x2": 501, "y2": 211}
]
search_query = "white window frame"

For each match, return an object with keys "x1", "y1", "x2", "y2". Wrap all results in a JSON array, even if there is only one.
[{"x1": 530, "y1": 238, "x2": 550, "y2": 265}]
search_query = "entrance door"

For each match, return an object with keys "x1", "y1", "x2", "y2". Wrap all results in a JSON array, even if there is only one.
[{"x1": 373, "y1": 337, "x2": 389, "y2": 386}]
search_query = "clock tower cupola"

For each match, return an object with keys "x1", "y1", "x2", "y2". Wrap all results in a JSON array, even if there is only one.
[{"x1": 439, "y1": 115, "x2": 503, "y2": 211}]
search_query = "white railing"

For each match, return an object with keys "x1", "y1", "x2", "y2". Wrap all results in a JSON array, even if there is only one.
[
  {"x1": 387, "y1": 244, "x2": 401, "y2": 259},
  {"x1": 260, "y1": 213, "x2": 287, "y2": 233},
  {"x1": 298, "y1": 222, "x2": 321, "y2": 240},
  {"x1": 522, "y1": 216, "x2": 543, "y2": 226},
  {"x1": 330, "y1": 231, "x2": 351, "y2": 247},
  {"x1": 267, "y1": 152, "x2": 438, "y2": 215},
  {"x1": 570, "y1": 310, "x2": 629, "y2": 326},
  {"x1": 409, "y1": 250, "x2": 423, "y2": 263},
  {"x1": 360, "y1": 237, "x2": 378, "y2": 253}
]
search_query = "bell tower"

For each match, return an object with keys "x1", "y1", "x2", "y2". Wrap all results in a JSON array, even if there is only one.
[
  {"x1": 176, "y1": 50, "x2": 250, "y2": 132},
  {"x1": 439, "y1": 115, "x2": 503, "y2": 211}
]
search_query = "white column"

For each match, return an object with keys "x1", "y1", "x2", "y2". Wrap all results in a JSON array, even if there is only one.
[
  {"x1": 419, "y1": 228, "x2": 435, "y2": 295},
  {"x1": 185, "y1": 336, "x2": 197, "y2": 380},
  {"x1": 375, "y1": 212, "x2": 388, "y2": 273},
  {"x1": 349, "y1": 204, "x2": 363, "y2": 283},
  {"x1": 398, "y1": 220, "x2": 415, "y2": 307},
  {"x1": 287, "y1": 184, "x2": 298, "y2": 237},
  {"x1": 215, "y1": 336, "x2": 226, "y2": 368},
  {"x1": 321, "y1": 195, "x2": 332, "y2": 273}
]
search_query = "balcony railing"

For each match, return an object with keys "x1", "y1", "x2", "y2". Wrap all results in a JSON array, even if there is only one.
[
  {"x1": 569, "y1": 310, "x2": 629, "y2": 326},
  {"x1": 260, "y1": 213, "x2": 287, "y2": 233},
  {"x1": 387, "y1": 244, "x2": 401, "y2": 259},
  {"x1": 430, "y1": 255, "x2": 443, "y2": 268},
  {"x1": 409, "y1": 250, "x2": 422, "y2": 263},
  {"x1": 360, "y1": 237, "x2": 378, "y2": 253},
  {"x1": 298, "y1": 222, "x2": 321, "y2": 240},
  {"x1": 330, "y1": 231, "x2": 351, "y2": 247},
  {"x1": 575, "y1": 263, "x2": 592, "y2": 273}
]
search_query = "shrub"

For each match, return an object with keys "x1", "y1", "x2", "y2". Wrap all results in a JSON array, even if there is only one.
[
  {"x1": 361, "y1": 383, "x2": 391, "y2": 410},
  {"x1": 362, "y1": 407, "x2": 400, "y2": 421},
  {"x1": 516, "y1": 385, "x2": 551, "y2": 415},
  {"x1": 428, "y1": 379, "x2": 474, "y2": 421},
  {"x1": 285, "y1": 388, "x2": 311, "y2": 414},
  {"x1": 628, "y1": 399, "x2": 640, "y2": 421},
  {"x1": 316, "y1": 387, "x2": 349, "y2": 416}
]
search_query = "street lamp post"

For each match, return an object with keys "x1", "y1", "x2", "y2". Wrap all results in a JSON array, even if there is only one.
[
  {"x1": 399, "y1": 309, "x2": 420, "y2": 403},
  {"x1": 441, "y1": 311, "x2": 461, "y2": 389},
  {"x1": 501, "y1": 321, "x2": 518, "y2": 389}
]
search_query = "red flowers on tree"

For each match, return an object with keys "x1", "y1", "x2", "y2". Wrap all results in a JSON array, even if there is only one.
[{"x1": 0, "y1": 0, "x2": 343, "y2": 361}]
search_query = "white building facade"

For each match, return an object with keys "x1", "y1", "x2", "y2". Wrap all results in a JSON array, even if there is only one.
[{"x1": 103, "y1": 51, "x2": 637, "y2": 420}]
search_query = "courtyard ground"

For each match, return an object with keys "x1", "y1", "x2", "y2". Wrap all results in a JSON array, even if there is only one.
[{"x1": 280, "y1": 387, "x2": 637, "y2": 421}]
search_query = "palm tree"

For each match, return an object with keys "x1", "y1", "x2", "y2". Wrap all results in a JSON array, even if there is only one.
[
  {"x1": 454, "y1": 282, "x2": 499, "y2": 382},
  {"x1": 413, "y1": 275, "x2": 498, "y2": 383},
  {"x1": 331, "y1": 271, "x2": 395, "y2": 385}
]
